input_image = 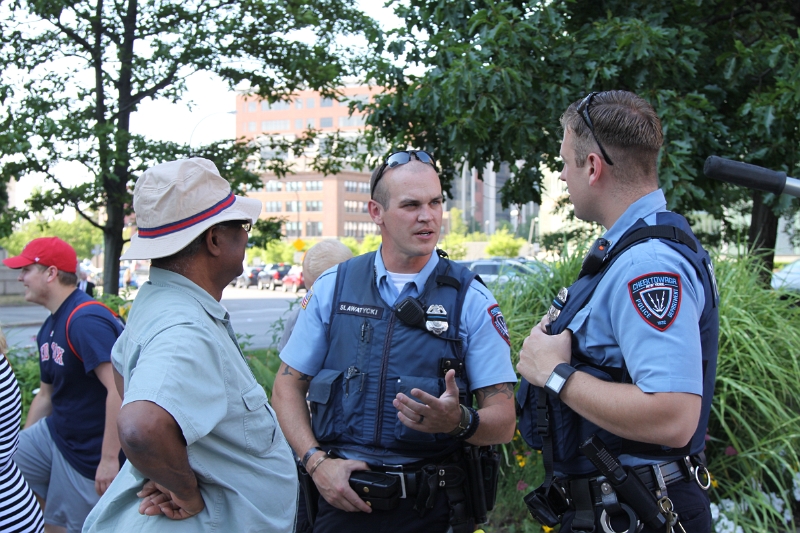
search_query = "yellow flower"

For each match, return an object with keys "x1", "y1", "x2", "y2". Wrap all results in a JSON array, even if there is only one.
[
  {"x1": 542, "y1": 526, "x2": 554, "y2": 532},
  {"x1": 516, "y1": 455, "x2": 526, "y2": 468}
]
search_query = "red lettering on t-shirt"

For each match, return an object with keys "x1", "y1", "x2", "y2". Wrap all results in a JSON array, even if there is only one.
[
  {"x1": 51, "y1": 343, "x2": 65, "y2": 366},
  {"x1": 40, "y1": 343, "x2": 50, "y2": 361}
]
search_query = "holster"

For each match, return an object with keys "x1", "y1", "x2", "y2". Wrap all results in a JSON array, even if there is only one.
[{"x1": 297, "y1": 462, "x2": 320, "y2": 526}]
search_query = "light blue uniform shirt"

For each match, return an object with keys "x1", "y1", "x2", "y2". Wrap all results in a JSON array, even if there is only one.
[
  {"x1": 83, "y1": 268, "x2": 297, "y2": 533},
  {"x1": 568, "y1": 190, "x2": 705, "y2": 399},
  {"x1": 281, "y1": 248, "x2": 516, "y2": 393}
]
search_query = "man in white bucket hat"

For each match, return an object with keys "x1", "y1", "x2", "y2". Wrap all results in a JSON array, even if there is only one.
[{"x1": 84, "y1": 158, "x2": 297, "y2": 532}]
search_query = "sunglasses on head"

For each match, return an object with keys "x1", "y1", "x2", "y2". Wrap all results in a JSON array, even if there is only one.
[
  {"x1": 371, "y1": 150, "x2": 437, "y2": 197},
  {"x1": 576, "y1": 92, "x2": 614, "y2": 166}
]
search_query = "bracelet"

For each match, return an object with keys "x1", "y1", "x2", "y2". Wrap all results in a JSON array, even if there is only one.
[
  {"x1": 308, "y1": 453, "x2": 329, "y2": 476},
  {"x1": 457, "y1": 406, "x2": 480, "y2": 441},
  {"x1": 447, "y1": 404, "x2": 471, "y2": 436},
  {"x1": 302, "y1": 446, "x2": 323, "y2": 468}
]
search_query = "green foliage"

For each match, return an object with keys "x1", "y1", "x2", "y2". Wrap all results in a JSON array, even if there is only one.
[
  {"x1": 0, "y1": 0, "x2": 379, "y2": 295},
  {"x1": 0, "y1": 217, "x2": 103, "y2": 260},
  {"x1": 366, "y1": 0, "x2": 800, "y2": 269},
  {"x1": 439, "y1": 232, "x2": 467, "y2": 260},
  {"x1": 449, "y1": 207, "x2": 469, "y2": 236},
  {"x1": 248, "y1": 218, "x2": 285, "y2": 250},
  {"x1": 358, "y1": 234, "x2": 382, "y2": 255},
  {"x1": 485, "y1": 228, "x2": 527, "y2": 258},
  {"x1": 488, "y1": 252, "x2": 800, "y2": 530},
  {"x1": 5, "y1": 346, "x2": 40, "y2": 428},
  {"x1": 339, "y1": 237, "x2": 361, "y2": 257}
]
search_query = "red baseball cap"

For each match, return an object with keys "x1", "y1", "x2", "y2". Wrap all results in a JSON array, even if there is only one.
[{"x1": 2, "y1": 237, "x2": 78, "y2": 273}]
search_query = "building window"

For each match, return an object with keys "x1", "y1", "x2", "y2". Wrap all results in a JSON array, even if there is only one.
[
  {"x1": 306, "y1": 98, "x2": 315, "y2": 108},
  {"x1": 261, "y1": 120, "x2": 290, "y2": 132},
  {"x1": 294, "y1": 119, "x2": 303, "y2": 130},
  {"x1": 304, "y1": 117, "x2": 316, "y2": 129},
  {"x1": 265, "y1": 201, "x2": 282, "y2": 212},
  {"x1": 320, "y1": 117, "x2": 333, "y2": 128},
  {"x1": 248, "y1": 102, "x2": 256, "y2": 112},
  {"x1": 339, "y1": 115, "x2": 366, "y2": 127},
  {"x1": 295, "y1": 99, "x2": 303, "y2": 109},
  {"x1": 248, "y1": 121, "x2": 256, "y2": 132},
  {"x1": 305, "y1": 201, "x2": 322, "y2": 212},
  {"x1": 286, "y1": 181, "x2": 302, "y2": 192},
  {"x1": 344, "y1": 221, "x2": 378, "y2": 238},
  {"x1": 265, "y1": 180, "x2": 283, "y2": 192},
  {"x1": 285, "y1": 221, "x2": 301, "y2": 238},
  {"x1": 286, "y1": 201, "x2": 301, "y2": 212},
  {"x1": 320, "y1": 97, "x2": 334, "y2": 107},
  {"x1": 306, "y1": 181, "x2": 322, "y2": 191},
  {"x1": 261, "y1": 101, "x2": 269, "y2": 112},
  {"x1": 345, "y1": 180, "x2": 362, "y2": 193},
  {"x1": 358, "y1": 182, "x2": 370, "y2": 194},
  {"x1": 306, "y1": 221, "x2": 323, "y2": 236},
  {"x1": 261, "y1": 100, "x2": 290, "y2": 111}
]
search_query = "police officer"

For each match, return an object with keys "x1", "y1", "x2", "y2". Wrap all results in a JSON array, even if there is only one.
[
  {"x1": 517, "y1": 91, "x2": 718, "y2": 533},
  {"x1": 272, "y1": 151, "x2": 517, "y2": 533}
]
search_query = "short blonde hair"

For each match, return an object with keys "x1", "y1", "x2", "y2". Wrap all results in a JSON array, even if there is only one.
[{"x1": 302, "y1": 240, "x2": 354, "y2": 288}]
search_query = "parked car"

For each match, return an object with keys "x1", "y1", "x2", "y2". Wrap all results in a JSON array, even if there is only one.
[
  {"x1": 233, "y1": 266, "x2": 263, "y2": 289},
  {"x1": 771, "y1": 259, "x2": 800, "y2": 291},
  {"x1": 468, "y1": 259, "x2": 552, "y2": 284},
  {"x1": 257, "y1": 263, "x2": 291, "y2": 290},
  {"x1": 281, "y1": 266, "x2": 305, "y2": 293}
]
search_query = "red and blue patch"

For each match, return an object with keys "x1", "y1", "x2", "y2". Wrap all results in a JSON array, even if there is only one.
[
  {"x1": 628, "y1": 272, "x2": 681, "y2": 331},
  {"x1": 301, "y1": 286, "x2": 313, "y2": 310},
  {"x1": 487, "y1": 304, "x2": 510, "y2": 346}
]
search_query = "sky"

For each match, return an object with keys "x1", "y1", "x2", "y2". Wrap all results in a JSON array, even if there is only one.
[{"x1": 12, "y1": 0, "x2": 401, "y2": 212}]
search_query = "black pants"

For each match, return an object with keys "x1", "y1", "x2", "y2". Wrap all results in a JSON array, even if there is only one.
[
  {"x1": 310, "y1": 490, "x2": 451, "y2": 533},
  {"x1": 560, "y1": 478, "x2": 712, "y2": 533}
]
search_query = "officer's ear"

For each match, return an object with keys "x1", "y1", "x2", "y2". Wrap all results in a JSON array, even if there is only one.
[{"x1": 368, "y1": 198, "x2": 385, "y2": 225}]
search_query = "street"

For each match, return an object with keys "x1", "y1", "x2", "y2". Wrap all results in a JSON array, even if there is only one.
[{"x1": 0, "y1": 285, "x2": 301, "y2": 353}]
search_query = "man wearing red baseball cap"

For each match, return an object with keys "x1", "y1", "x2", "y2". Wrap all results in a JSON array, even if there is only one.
[{"x1": 3, "y1": 237, "x2": 124, "y2": 533}]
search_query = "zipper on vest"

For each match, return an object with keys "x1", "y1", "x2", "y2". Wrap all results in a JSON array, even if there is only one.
[{"x1": 374, "y1": 312, "x2": 396, "y2": 444}]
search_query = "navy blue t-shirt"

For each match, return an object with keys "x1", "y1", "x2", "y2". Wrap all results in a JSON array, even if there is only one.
[{"x1": 37, "y1": 289, "x2": 124, "y2": 479}]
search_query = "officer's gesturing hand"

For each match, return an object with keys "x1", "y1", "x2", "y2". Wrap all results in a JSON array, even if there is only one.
[
  {"x1": 517, "y1": 315, "x2": 573, "y2": 387},
  {"x1": 393, "y1": 369, "x2": 461, "y2": 433},
  {"x1": 310, "y1": 455, "x2": 373, "y2": 513}
]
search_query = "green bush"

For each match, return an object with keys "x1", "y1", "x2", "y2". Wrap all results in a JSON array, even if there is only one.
[
  {"x1": 487, "y1": 253, "x2": 800, "y2": 531},
  {"x1": 6, "y1": 345, "x2": 41, "y2": 427}
]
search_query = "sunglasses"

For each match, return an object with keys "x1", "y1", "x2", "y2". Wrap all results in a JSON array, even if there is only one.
[
  {"x1": 219, "y1": 220, "x2": 252, "y2": 232},
  {"x1": 371, "y1": 150, "x2": 437, "y2": 197},
  {"x1": 576, "y1": 92, "x2": 614, "y2": 166}
]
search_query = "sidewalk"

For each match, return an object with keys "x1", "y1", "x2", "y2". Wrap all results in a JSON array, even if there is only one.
[{"x1": 0, "y1": 304, "x2": 49, "y2": 328}]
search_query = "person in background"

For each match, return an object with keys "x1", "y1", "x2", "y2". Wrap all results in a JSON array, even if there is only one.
[
  {"x1": 276, "y1": 239, "x2": 354, "y2": 353},
  {"x1": 77, "y1": 269, "x2": 95, "y2": 297},
  {"x1": 0, "y1": 326, "x2": 45, "y2": 533},
  {"x1": 3, "y1": 237, "x2": 124, "y2": 533}
]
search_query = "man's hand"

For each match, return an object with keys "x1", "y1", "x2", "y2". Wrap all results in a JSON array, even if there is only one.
[
  {"x1": 94, "y1": 455, "x2": 120, "y2": 496},
  {"x1": 393, "y1": 369, "x2": 461, "y2": 434},
  {"x1": 137, "y1": 479, "x2": 205, "y2": 520},
  {"x1": 517, "y1": 315, "x2": 573, "y2": 387},
  {"x1": 311, "y1": 457, "x2": 372, "y2": 513}
]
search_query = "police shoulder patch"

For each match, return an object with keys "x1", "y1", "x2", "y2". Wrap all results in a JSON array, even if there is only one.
[
  {"x1": 487, "y1": 304, "x2": 510, "y2": 346},
  {"x1": 628, "y1": 272, "x2": 681, "y2": 331},
  {"x1": 300, "y1": 286, "x2": 313, "y2": 310}
]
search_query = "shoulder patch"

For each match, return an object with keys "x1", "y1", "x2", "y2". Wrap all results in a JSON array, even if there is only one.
[
  {"x1": 628, "y1": 272, "x2": 681, "y2": 331},
  {"x1": 300, "y1": 286, "x2": 313, "y2": 310},
  {"x1": 487, "y1": 304, "x2": 510, "y2": 346}
]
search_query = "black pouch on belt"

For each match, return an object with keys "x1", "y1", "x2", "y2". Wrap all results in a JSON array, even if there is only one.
[{"x1": 349, "y1": 471, "x2": 402, "y2": 510}]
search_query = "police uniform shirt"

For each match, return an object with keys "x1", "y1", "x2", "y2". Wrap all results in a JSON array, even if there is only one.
[
  {"x1": 568, "y1": 190, "x2": 705, "y2": 463},
  {"x1": 282, "y1": 247, "x2": 516, "y2": 396}
]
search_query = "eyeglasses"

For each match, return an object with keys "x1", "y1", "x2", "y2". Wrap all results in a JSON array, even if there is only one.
[
  {"x1": 576, "y1": 92, "x2": 614, "y2": 166},
  {"x1": 219, "y1": 220, "x2": 252, "y2": 232},
  {"x1": 371, "y1": 150, "x2": 437, "y2": 197}
]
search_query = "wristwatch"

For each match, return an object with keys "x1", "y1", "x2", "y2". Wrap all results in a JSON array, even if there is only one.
[
  {"x1": 302, "y1": 446, "x2": 323, "y2": 469},
  {"x1": 544, "y1": 363, "x2": 577, "y2": 398}
]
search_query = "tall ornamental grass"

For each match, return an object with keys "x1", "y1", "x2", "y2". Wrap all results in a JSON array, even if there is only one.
[{"x1": 488, "y1": 253, "x2": 799, "y2": 531}]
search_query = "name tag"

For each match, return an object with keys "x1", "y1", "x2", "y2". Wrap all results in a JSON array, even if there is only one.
[{"x1": 337, "y1": 302, "x2": 384, "y2": 319}]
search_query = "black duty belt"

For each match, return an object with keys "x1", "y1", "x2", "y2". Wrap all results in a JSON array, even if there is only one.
[
  {"x1": 369, "y1": 462, "x2": 465, "y2": 500},
  {"x1": 587, "y1": 458, "x2": 689, "y2": 505}
]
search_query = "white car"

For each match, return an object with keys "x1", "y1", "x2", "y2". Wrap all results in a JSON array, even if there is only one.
[
  {"x1": 771, "y1": 260, "x2": 800, "y2": 291},
  {"x1": 468, "y1": 259, "x2": 552, "y2": 284}
]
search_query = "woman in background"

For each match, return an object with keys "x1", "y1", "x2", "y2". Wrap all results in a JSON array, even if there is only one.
[{"x1": 0, "y1": 328, "x2": 45, "y2": 533}]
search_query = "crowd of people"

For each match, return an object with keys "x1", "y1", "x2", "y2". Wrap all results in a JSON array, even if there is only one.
[{"x1": 0, "y1": 90, "x2": 718, "y2": 533}]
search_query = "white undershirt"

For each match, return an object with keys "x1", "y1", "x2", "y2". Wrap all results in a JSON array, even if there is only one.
[{"x1": 387, "y1": 271, "x2": 416, "y2": 295}]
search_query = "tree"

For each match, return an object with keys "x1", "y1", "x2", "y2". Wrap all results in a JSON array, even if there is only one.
[
  {"x1": 485, "y1": 227, "x2": 526, "y2": 258},
  {"x1": 364, "y1": 0, "x2": 800, "y2": 275},
  {"x1": 0, "y1": 217, "x2": 103, "y2": 260},
  {"x1": 0, "y1": 0, "x2": 378, "y2": 294}
]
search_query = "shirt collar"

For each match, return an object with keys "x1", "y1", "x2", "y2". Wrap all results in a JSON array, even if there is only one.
[
  {"x1": 148, "y1": 267, "x2": 230, "y2": 321},
  {"x1": 374, "y1": 246, "x2": 439, "y2": 296},
  {"x1": 604, "y1": 189, "x2": 667, "y2": 248}
]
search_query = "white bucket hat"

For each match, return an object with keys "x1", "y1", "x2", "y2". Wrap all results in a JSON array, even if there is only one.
[{"x1": 122, "y1": 158, "x2": 262, "y2": 260}]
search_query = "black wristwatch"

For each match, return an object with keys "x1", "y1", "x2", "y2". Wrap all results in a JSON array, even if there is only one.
[
  {"x1": 544, "y1": 363, "x2": 577, "y2": 398},
  {"x1": 302, "y1": 446, "x2": 323, "y2": 468}
]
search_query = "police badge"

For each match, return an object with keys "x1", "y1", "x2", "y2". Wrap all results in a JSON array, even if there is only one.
[{"x1": 425, "y1": 304, "x2": 449, "y2": 335}]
